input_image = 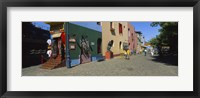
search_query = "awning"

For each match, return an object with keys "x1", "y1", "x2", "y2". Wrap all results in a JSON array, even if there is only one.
[
  {"x1": 45, "y1": 22, "x2": 64, "y2": 26},
  {"x1": 52, "y1": 33, "x2": 61, "y2": 38},
  {"x1": 141, "y1": 45, "x2": 147, "y2": 48}
]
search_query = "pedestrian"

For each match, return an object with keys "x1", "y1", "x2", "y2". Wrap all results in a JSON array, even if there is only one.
[
  {"x1": 124, "y1": 50, "x2": 127, "y2": 59},
  {"x1": 127, "y1": 49, "x2": 130, "y2": 59},
  {"x1": 124, "y1": 49, "x2": 130, "y2": 60},
  {"x1": 144, "y1": 49, "x2": 147, "y2": 56},
  {"x1": 151, "y1": 49, "x2": 154, "y2": 56}
]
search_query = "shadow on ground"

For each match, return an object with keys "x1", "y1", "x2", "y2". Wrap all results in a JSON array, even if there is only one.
[{"x1": 150, "y1": 55, "x2": 178, "y2": 66}]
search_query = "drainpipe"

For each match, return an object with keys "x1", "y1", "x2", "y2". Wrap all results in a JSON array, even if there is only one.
[{"x1": 65, "y1": 22, "x2": 71, "y2": 68}]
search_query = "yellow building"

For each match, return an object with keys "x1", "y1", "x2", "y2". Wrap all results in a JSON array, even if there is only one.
[{"x1": 101, "y1": 22, "x2": 129, "y2": 56}]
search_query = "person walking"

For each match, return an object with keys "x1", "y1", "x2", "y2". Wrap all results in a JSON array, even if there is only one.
[
  {"x1": 151, "y1": 49, "x2": 154, "y2": 56},
  {"x1": 124, "y1": 50, "x2": 128, "y2": 59},
  {"x1": 144, "y1": 49, "x2": 147, "y2": 56},
  {"x1": 127, "y1": 49, "x2": 130, "y2": 59}
]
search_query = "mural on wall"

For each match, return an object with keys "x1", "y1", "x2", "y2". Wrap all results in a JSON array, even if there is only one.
[
  {"x1": 79, "y1": 35, "x2": 92, "y2": 64},
  {"x1": 107, "y1": 40, "x2": 114, "y2": 52}
]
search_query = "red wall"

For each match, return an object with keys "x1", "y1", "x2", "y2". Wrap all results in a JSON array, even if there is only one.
[{"x1": 128, "y1": 23, "x2": 137, "y2": 52}]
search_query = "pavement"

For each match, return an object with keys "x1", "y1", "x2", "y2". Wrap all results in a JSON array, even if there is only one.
[{"x1": 22, "y1": 54, "x2": 178, "y2": 76}]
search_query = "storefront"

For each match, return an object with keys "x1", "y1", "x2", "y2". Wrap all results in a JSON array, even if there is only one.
[{"x1": 41, "y1": 22, "x2": 102, "y2": 69}]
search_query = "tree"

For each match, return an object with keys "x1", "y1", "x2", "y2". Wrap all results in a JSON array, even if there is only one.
[
  {"x1": 149, "y1": 37, "x2": 158, "y2": 47},
  {"x1": 150, "y1": 22, "x2": 178, "y2": 55}
]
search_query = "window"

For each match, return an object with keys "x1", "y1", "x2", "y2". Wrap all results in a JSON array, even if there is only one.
[
  {"x1": 119, "y1": 23, "x2": 123, "y2": 34},
  {"x1": 128, "y1": 28, "x2": 130, "y2": 37},
  {"x1": 110, "y1": 22, "x2": 114, "y2": 31}
]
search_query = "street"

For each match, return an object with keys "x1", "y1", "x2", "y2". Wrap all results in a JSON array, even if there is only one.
[{"x1": 22, "y1": 54, "x2": 178, "y2": 76}]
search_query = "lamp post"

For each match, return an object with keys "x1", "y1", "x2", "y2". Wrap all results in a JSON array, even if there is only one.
[{"x1": 65, "y1": 22, "x2": 71, "y2": 68}]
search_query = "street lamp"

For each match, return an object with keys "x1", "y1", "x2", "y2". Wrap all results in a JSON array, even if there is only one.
[{"x1": 65, "y1": 22, "x2": 71, "y2": 68}]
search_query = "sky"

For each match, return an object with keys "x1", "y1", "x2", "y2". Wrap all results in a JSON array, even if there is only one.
[
  {"x1": 32, "y1": 22, "x2": 50, "y2": 31},
  {"x1": 71, "y1": 22, "x2": 102, "y2": 32},
  {"x1": 33, "y1": 22, "x2": 161, "y2": 42},
  {"x1": 71, "y1": 22, "x2": 161, "y2": 42},
  {"x1": 130, "y1": 22, "x2": 161, "y2": 42}
]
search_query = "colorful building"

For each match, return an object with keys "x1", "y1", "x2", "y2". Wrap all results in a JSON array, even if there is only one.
[
  {"x1": 101, "y1": 22, "x2": 129, "y2": 57},
  {"x1": 136, "y1": 31, "x2": 143, "y2": 54},
  {"x1": 42, "y1": 22, "x2": 102, "y2": 69},
  {"x1": 128, "y1": 23, "x2": 137, "y2": 53},
  {"x1": 65, "y1": 23, "x2": 102, "y2": 66},
  {"x1": 141, "y1": 36, "x2": 146, "y2": 52}
]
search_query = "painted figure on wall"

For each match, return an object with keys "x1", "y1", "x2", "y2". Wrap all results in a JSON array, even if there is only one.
[
  {"x1": 80, "y1": 35, "x2": 92, "y2": 64},
  {"x1": 51, "y1": 40, "x2": 59, "y2": 59},
  {"x1": 107, "y1": 40, "x2": 114, "y2": 52},
  {"x1": 60, "y1": 29, "x2": 66, "y2": 61}
]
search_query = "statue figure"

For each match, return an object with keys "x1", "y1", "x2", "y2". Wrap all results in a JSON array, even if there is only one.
[{"x1": 107, "y1": 40, "x2": 114, "y2": 52}]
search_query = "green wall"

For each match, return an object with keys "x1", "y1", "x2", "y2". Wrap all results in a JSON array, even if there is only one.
[{"x1": 64, "y1": 22, "x2": 102, "y2": 59}]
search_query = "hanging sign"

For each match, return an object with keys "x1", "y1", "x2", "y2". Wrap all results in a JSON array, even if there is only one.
[
  {"x1": 69, "y1": 44, "x2": 76, "y2": 50},
  {"x1": 69, "y1": 38, "x2": 76, "y2": 42}
]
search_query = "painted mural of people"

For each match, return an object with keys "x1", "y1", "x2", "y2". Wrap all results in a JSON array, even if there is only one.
[
  {"x1": 58, "y1": 38, "x2": 62, "y2": 55},
  {"x1": 60, "y1": 29, "x2": 66, "y2": 61},
  {"x1": 61, "y1": 43, "x2": 65, "y2": 61},
  {"x1": 80, "y1": 36, "x2": 90, "y2": 55},
  {"x1": 107, "y1": 40, "x2": 114, "y2": 52},
  {"x1": 60, "y1": 29, "x2": 66, "y2": 45},
  {"x1": 51, "y1": 40, "x2": 59, "y2": 59}
]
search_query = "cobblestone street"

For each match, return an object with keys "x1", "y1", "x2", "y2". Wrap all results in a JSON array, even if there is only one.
[{"x1": 22, "y1": 54, "x2": 178, "y2": 76}]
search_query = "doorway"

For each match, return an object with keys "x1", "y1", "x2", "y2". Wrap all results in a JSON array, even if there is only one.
[{"x1": 97, "y1": 38, "x2": 102, "y2": 54}]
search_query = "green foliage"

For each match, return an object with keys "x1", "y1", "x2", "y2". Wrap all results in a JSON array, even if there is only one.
[
  {"x1": 149, "y1": 37, "x2": 158, "y2": 47},
  {"x1": 150, "y1": 22, "x2": 178, "y2": 54}
]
